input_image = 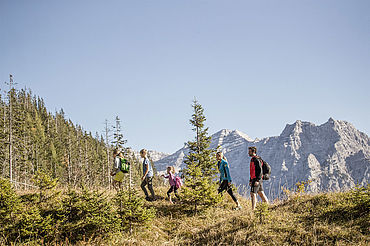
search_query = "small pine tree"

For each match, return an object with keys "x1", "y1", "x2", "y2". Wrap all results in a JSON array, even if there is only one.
[
  {"x1": 32, "y1": 170, "x2": 59, "y2": 204},
  {"x1": 112, "y1": 116, "x2": 127, "y2": 151},
  {"x1": 114, "y1": 188, "x2": 156, "y2": 234},
  {"x1": 181, "y1": 99, "x2": 221, "y2": 213},
  {"x1": 0, "y1": 178, "x2": 21, "y2": 234},
  {"x1": 58, "y1": 187, "x2": 119, "y2": 242}
]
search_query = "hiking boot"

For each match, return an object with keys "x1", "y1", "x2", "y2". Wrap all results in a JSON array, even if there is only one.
[{"x1": 145, "y1": 196, "x2": 151, "y2": 201}]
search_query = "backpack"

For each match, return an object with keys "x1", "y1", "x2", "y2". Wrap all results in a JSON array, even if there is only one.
[
  {"x1": 174, "y1": 176, "x2": 183, "y2": 189},
  {"x1": 257, "y1": 157, "x2": 271, "y2": 180},
  {"x1": 120, "y1": 158, "x2": 130, "y2": 173}
]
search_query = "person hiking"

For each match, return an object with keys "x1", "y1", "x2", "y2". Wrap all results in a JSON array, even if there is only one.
[
  {"x1": 161, "y1": 166, "x2": 180, "y2": 204},
  {"x1": 140, "y1": 149, "x2": 156, "y2": 201},
  {"x1": 216, "y1": 152, "x2": 242, "y2": 210},
  {"x1": 248, "y1": 146, "x2": 268, "y2": 210},
  {"x1": 111, "y1": 149, "x2": 125, "y2": 191}
]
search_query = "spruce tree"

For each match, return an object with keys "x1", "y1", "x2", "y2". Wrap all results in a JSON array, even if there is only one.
[
  {"x1": 181, "y1": 99, "x2": 221, "y2": 213},
  {"x1": 112, "y1": 116, "x2": 127, "y2": 151},
  {"x1": 114, "y1": 189, "x2": 155, "y2": 234}
]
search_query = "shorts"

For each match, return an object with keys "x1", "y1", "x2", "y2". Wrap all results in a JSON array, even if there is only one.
[
  {"x1": 251, "y1": 180, "x2": 264, "y2": 194},
  {"x1": 113, "y1": 171, "x2": 124, "y2": 182}
]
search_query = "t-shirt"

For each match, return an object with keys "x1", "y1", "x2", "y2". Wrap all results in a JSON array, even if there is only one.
[
  {"x1": 164, "y1": 172, "x2": 176, "y2": 186},
  {"x1": 250, "y1": 156, "x2": 262, "y2": 181},
  {"x1": 142, "y1": 157, "x2": 153, "y2": 178},
  {"x1": 113, "y1": 156, "x2": 121, "y2": 172}
]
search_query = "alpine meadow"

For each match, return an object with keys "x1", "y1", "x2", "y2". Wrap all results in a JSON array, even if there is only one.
[{"x1": 0, "y1": 81, "x2": 369, "y2": 245}]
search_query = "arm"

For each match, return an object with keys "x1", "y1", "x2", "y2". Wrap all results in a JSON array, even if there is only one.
[{"x1": 224, "y1": 162, "x2": 232, "y2": 183}]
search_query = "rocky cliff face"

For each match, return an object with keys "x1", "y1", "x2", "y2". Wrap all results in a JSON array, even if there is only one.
[{"x1": 154, "y1": 118, "x2": 370, "y2": 198}]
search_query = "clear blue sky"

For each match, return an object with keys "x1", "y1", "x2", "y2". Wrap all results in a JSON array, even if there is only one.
[{"x1": 1, "y1": 0, "x2": 369, "y2": 153}]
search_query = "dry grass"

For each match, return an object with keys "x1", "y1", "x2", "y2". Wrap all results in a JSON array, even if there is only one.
[{"x1": 8, "y1": 186, "x2": 369, "y2": 246}]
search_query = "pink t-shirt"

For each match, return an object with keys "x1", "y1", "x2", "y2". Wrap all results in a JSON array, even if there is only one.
[{"x1": 164, "y1": 172, "x2": 176, "y2": 186}]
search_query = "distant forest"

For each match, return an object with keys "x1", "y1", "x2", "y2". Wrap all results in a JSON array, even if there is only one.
[{"x1": 0, "y1": 77, "x2": 145, "y2": 189}]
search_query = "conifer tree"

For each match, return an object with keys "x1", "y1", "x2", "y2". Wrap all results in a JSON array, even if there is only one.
[
  {"x1": 112, "y1": 116, "x2": 127, "y2": 151},
  {"x1": 0, "y1": 80, "x2": 119, "y2": 189},
  {"x1": 114, "y1": 189, "x2": 155, "y2": 234},
  {"x1": 181, "y1": 99, "x2": 221, "y2": 213}
]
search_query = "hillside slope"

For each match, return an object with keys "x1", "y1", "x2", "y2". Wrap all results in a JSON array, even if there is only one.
[{"x1": 108, "y1": 186, "x2": 370, "y2": 245}]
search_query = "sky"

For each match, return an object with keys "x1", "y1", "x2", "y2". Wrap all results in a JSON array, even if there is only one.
[{"x1": 1, "y1": 0, "x2": 369, "y2": 154}]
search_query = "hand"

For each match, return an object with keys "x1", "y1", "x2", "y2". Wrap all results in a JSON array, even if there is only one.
[
  {"x1": 110, "y1": 171, "x2": 115, "y2": 176},
  {"x1": 141, "y1": 176, "x2": 145, "y2": 181},
  {"x1": 254, "y1": 181, "x2": 259, "y2": 187},
  {"x1": 249, "y1": 181, "x2": 252, "y2": 187},
  {"x1": 228, "y1": 182, "x2": 231, "y2": 186}
]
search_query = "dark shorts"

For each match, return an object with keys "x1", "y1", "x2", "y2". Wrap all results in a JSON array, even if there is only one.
[{"x1": 251, "y1": 180, "x2": 264, "y2": 194}]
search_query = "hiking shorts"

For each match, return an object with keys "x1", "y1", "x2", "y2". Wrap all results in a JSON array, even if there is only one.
[
  {"x1": 251, "y1": 180, "x2": 264, "y2": 194},
  {"x1": 113, "y1": 171, "x2": 124, "y2": 182}
]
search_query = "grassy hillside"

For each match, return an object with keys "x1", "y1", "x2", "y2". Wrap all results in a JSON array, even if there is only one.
[
  {"x1": 1, "y1": 181, "x2": 369, "y2": 246},
  {"x1": 112, "y1": 186, "x2": 369, "y2": 246}
]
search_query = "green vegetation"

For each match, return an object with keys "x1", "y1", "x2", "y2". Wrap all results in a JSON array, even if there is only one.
[
  {"x1": 1, "y1": 178, "x2": 369, "y2": 245},
  {"x1": 0, "y1": 87, "x2": 146, "y2": 189},
  {"x1": 1, "y1": 82, "x2": 368, "y2": 245},
  {"x1": 181, "y1": 99, "x2": 221, "y2": 213}
]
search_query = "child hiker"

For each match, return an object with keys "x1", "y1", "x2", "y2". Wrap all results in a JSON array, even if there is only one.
[{"x1": 161, "y1": 166, "x2": 180, "y2": 204}]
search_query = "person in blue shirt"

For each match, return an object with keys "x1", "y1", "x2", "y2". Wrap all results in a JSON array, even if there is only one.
[
  {"x1": 216, "y1": 151, "x2": 242, "y2": 210},
  {"x1": 140, "y1": 149, "x2": 156, "y2": 201}
]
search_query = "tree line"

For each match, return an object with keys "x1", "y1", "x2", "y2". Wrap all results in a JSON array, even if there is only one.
[
  {"x1": 1, "y1": 75, "x2": 222, "y2": 214},
  {"x1": 0, "y1": 76, "x2": 148, "y2": 189}
]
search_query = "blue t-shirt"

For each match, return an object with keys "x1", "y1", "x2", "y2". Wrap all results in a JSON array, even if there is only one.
[{"x1": 142, "y1": 158, "x2": 153, "y2": 178}]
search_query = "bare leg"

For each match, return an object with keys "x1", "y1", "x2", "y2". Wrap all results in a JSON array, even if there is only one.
[
  {"x1": 258, "y1": 191, "x2": 268, "y2": 204},
  {"x1": 251, "y1": 192, "x2": 257, "y2": 210}
]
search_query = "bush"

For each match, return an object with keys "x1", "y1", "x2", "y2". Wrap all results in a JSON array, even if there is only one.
[
  {"x1": 0, "y1": 179, "x2": 21, "y2": 240},
  {"x1": 114, "y1": 188, "x2": 156, "y2": 233},
  {"x1": 56, "y1": 187, "x2": 119, "y2": 242}
]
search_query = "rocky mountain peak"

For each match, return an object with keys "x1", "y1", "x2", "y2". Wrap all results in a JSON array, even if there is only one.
[{"x1": 154, "y1": 119, "x2": 369, "y2": 199}]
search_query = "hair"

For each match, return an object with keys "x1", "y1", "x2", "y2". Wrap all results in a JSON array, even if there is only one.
[
  {"x1": 140, "y1": 149, "x2": 147, "y2": 155},
  {"x1": 113, "y1": 149, "x2": 120, "y2": 155},
  {"x1": 248, "y1": 146, "x2": 257, "y2": 154},
  {"x1": 167, "y1": 166, "x2": 175, "y2": 173},
  {"x1": 216, "y1": 151, "x2": 228, "y2": 162}
]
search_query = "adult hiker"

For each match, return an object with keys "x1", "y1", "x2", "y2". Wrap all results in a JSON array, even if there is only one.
[
  {"x1": 161, "y1": 166, "x2": 180, "y2": 204},
  {"x1": 216, "y1": 151, "x2": 242, "y2": 210},
  {"x1": 140, "y1": 149, "x2": 156, "y2": 201},
  {"x1": 111, "y1": 149, "x2": 126, "y2": 191},
  {"x1": 248, "y1": 146, "x2": 268, "y2": 210}
]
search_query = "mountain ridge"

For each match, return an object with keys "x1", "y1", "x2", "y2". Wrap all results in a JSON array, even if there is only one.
[{"x1": 154, "y1": 118, "x2": 370, "y2": 198}]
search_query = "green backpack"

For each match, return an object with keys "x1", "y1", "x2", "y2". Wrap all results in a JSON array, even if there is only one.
[{"x1": 120, "y1": 158, "x2": 130, "y2": 173}]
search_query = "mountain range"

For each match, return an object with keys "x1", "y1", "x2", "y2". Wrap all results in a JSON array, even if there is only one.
[{"x1": 153, "y1": 118, "x2": 370, "y2": 198}]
